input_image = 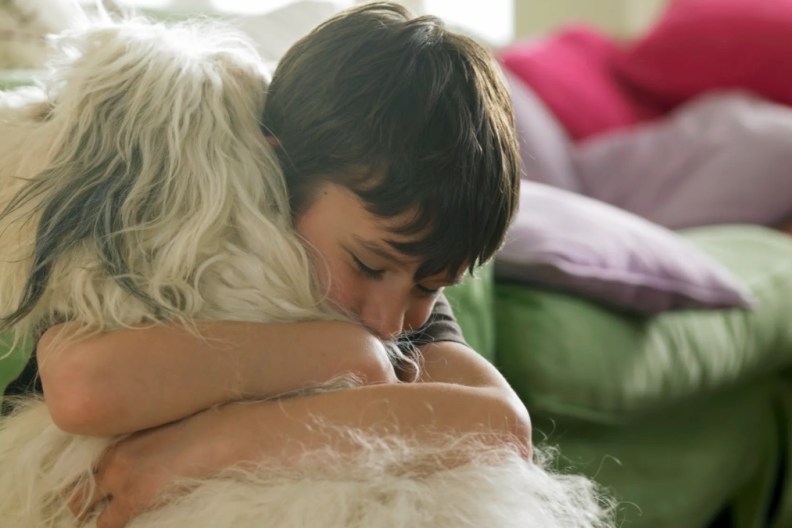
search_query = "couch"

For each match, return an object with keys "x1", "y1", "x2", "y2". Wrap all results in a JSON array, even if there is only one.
[
  {"x1": 480, "y1": 0, "x2": 792, "y2": 526},
  {"x1": 448, "y1": 226, "x2": 792, "y2": 528}
]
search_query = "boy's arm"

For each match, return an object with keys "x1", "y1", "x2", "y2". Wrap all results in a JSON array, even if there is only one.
[
  {"x1": 75, "y1": 322, "x2": 531, "y2": 527},
  {"x1": 83, "y1": 375, "x2": 531, "y2": 528},
  {"x1": 405, "y1": 295, "x2": 523, "y2": 411},
  {"x1": 38, "y1": 320, "x2": 397, "y2": 436}
]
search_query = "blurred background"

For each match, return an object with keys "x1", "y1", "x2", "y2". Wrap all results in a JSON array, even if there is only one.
[{"x1": 92, "y1": 0, "x2": 670, "y2": 48}]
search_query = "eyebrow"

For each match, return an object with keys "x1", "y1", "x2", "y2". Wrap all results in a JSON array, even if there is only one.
[{"x1": 351, "y1": 234, "x2": 464, "y2": 287}]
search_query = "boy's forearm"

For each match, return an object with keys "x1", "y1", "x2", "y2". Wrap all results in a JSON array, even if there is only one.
[
  {"x1": 38, "y1": 320, "x2": 395, "y2": 436},
  {"x1": 88, "y1": 379, "x2": 532, "y2": 527},
  {"x1": 215, "y1": 381, "x2": 532, "y2": 464},
  {"x1": 210, "y1": 341, "x2": 533, "y2": 464},
  {"x1": 416, "y1": 340, "x2": 528, "y2": 415}
]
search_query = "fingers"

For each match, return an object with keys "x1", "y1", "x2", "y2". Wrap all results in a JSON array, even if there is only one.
[
  {"x1": 96, "y1": 499, "x2": 135, "y2": 528},
  {"x1": 66, "y1": 478, "x2": 109, "y2": 521},
  {"x1": 93, "y1": 476, "x2": 162, "y2": 528},
  {"x1": 66, "y1": 445, "x2": 117, "y2": 522},
  {"x1": 90, "y1": 445, "x2": 160, "y2": 528},
  {"x1": 64, "y1": 423, "x2": 193, "y2": 527},
  {"x1": 67, "y1": 474, "x2": 134, "y2": 528}
]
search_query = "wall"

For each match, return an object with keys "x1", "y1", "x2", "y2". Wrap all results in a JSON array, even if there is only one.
[{"x1": 514, "y1": 0, "x2": 668, "y2": 40}]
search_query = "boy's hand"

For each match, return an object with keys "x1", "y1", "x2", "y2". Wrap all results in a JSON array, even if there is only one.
[
  {"x1": 71, "y1": 407, "x2": 236, "y2": 528},
  {"x1": 69, "y1": 364, "x2": 529, "y2": 528},
  {"x1": 67, "y1": 344, "x2": 397, "y2": 528}
]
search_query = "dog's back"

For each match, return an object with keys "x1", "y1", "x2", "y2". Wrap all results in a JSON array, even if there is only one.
[{"x1": 0, "y1": 20, "x2": 334, "y2": 345}]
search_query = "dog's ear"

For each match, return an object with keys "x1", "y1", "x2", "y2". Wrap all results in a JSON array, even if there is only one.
[{"x1": 0, "y1": 21, "x2": 288, "y2": 332}]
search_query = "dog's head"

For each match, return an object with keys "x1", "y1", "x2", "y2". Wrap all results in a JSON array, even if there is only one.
[{"x1": 0, "y1": 19, "x2": 329, "y2": 344}]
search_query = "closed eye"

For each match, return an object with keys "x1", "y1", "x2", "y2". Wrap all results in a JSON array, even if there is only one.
[
  {"x1": 352, "y1": 255, "x2": 384, "y2": 279},
  {"x1": 416, "y1": 284, "x2": 440, "y2": 297}
]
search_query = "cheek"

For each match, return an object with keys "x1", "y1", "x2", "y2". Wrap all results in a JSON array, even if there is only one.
[
  {"x1": 294, "y1": 218, "x2": 355, "y2": 310},
  {"x1": 404, "y1": 298, "x2": 437, "y2": 331},
  {"x1": 324, "y1": 266, "x2": 364, "y2": 314}
]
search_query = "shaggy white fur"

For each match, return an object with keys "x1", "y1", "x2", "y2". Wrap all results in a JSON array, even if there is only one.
[
  {"x1": 0, "y1": 399, "x2": 613, "y2": 528},
  {"x1": 0, "y1": 18, "x2": 336, "y2": 343},
  {"x1": 0, "y1": 15, "x2": 615, "y2": 528}
]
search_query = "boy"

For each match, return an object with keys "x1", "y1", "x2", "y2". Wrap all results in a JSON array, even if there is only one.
[{"x1": 14, "y1": 4, "x2": 525, "y2": 526}]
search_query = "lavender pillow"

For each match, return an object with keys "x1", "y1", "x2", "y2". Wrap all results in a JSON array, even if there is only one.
[
  {"x1": 495, "y1": 182, "x2": 755, "y2": 314},
  {"x1": 502, "y1": 68, "x2": 581, "y2": 192},
  {"x1": 574, "y1": 92, "x2": 792, "y2": 229}
]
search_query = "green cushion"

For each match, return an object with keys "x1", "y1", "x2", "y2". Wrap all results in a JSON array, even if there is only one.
[
  {"x1": 0, "y1": 332, "x2": 33, "y2": 402},
  {"x1": 765, "y1": 376, "x2": 792, "y2": 528},
  {"x1": 495, "y1": 225, "x2": 792, "y2": 422},
  {"x1": 444, "y1": 263, "x2": 495, "y2": 363},
  {"x1": 539, "y1": 381, "x2": 781, "y2": 528},
  {"x1": 495, "y1": 225, "x2": 792, "y2": 527}
]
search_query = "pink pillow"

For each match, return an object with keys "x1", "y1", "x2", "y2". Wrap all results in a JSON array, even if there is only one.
[
  {"x1": 616, "y1": 0, "x2": 792, "y2": 107},
  {"x1": 499, "y1": 26, "x2": 662, "y2": 141}
]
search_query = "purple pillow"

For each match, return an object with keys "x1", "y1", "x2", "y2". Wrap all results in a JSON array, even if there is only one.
[
  {"x1": 495, "y1": 182, "x2": 755, "y2": 314},
  {"x1": 502, "y1": 68, "x2": 581, "y2": 192},
  {"x1": 574, "y1": 92, "x2": 792, "y2": 229}
]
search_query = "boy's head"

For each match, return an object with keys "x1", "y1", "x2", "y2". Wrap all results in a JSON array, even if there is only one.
[{"x1": 262, "y1": 1, "x2": 520, "y2": 282}]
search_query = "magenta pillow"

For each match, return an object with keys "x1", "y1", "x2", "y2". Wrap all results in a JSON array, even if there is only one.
[
  {"x1": 499, "y1": 26, "x2": 662, "y2": 141},
  {"x1": 494, "y1": 182, "x2": 755, "y2": 314},
  {"x1": 616, "y1": 0, "x2": 792, "y2": 107},
  {"x1": 574, "y1": 92, "x2": 792, "y2": 230}
]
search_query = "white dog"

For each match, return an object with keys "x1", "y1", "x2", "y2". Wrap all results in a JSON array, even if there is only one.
[{"x1": 0, "y1": 16, "x2": 614, "y2": 528}]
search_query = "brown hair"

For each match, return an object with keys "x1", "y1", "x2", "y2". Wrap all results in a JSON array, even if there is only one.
[{"x1": 262, "y1": 2, "x2": 520, "y2": 280}]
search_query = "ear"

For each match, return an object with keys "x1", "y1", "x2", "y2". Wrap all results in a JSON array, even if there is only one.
[{"x1": 263, "y1": 135, "x2": 281, "y2": 147}]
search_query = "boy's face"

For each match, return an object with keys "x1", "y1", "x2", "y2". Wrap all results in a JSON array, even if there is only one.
[{"x1": 294, "y1": 182, "x2": 458, "y2": 339}]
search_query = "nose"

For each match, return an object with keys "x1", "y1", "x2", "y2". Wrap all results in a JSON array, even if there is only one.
[{"x1": 360, "y1": 295, "x2": 406, "y2": 340}]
